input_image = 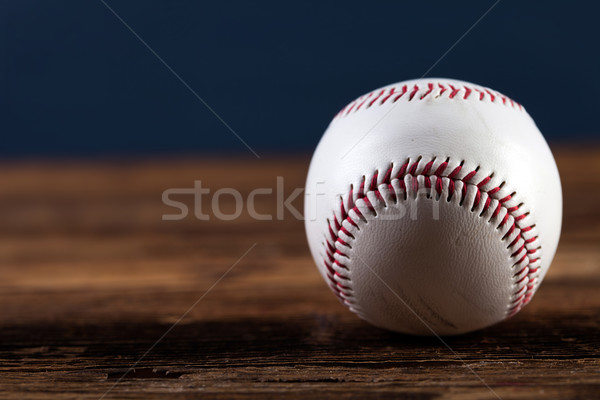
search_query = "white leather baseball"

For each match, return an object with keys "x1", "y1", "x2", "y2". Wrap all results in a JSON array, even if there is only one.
[{"x1": 304, "y1": 78, "x2": 562, "y2": 335}]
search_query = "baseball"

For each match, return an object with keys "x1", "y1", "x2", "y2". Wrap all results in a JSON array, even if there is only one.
[{"x1": 304, "y1": 78, "x2": 562, "y2": 335}]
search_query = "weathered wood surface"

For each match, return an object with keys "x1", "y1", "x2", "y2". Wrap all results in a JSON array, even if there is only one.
[{"x1": 0, "y1": 147, "x2": 599, "y2": 399}]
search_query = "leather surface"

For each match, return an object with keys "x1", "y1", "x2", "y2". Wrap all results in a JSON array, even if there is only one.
[{"x1": 304, "y1": 78, "x2": 562, "y2": 335}]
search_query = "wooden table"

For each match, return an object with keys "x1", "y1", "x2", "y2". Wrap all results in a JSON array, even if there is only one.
[{"x1": 0, "y1": 147, "x2": 598, "y2": 399}]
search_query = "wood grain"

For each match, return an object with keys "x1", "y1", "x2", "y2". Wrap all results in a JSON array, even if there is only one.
[{"x1": 0, "y1": 147, "x2": 599, "y2": 399}]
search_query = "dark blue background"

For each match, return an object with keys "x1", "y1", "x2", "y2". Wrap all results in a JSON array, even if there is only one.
[{"x1": 1, "y1": 1, "x2": 598, "y2": 157}]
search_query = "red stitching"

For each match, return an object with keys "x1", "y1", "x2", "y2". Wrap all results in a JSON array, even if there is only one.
[
  {"x1": 448, "y1": 165, "x2": 462, "y2": 179},
  {"x1": 462, "y1": 169, "x2": 477, "y2": 182},
  {"x1": 355, "y1": 92, "x2": 373, "y2": 111},
  {"x1": 380, "y1": 88, "x2": 396, "y2": 105},
  {"x1": 363, "y1": 197, "x2": 375, "y2": 212},
  {"x1": 387, "y1": 184, "x2": 397, "y2": 201},
  {"x1": 336, "y1": 237, "x2": 350, "y2": 247},
  {"x1": 347, "y1": 217, "x2": 359, "y2": 228},
  {"x1": 511, "y1": 244, "x2": 526, "y2": 258},
  {"x1": 409, "y1": 159, "x2": 419, "y2": 175},
  {"x1": 514, "y1": 213, "x2": 527, "y2": 221},
  {"x1": 507, "y1": 205, "x2": 520, "y2": 213},
  {"x1": 333, "y1": 216, "x2": 341, "y2": 231},
  {"x1": 369, "y1": 173, "x2": 378, "y2": 191},
  {"x1": 510, "y1": 293, "x2": 525, "y2": 306},
  {"x1": 323, "y1": 160, "x2": 540, "y2": 316},
  {"x1": 367, "y1": 90, "x2": 386, "y2": 108},
  {"x1": 398, "y1": 161, "x2": 410, "y2": 177},
  {"x1": 448, "y1": 84, "x2": 460, "y2": 99},
  {"x1": 512, "y1": 285, "x2": 527, "y2": 297},
  {"x1": 334, "y1": 80, "x2": 523, "y2": 119},
  {"x1": 326, "y1": 240, "x2": 335, "y2": 254},
  {"x1": 473, "y1": 188, "x2": 481, "y2": 208},
  {"x1": 420, "y1": 83, "x2": 434, "y2": 99},
  {"x1": 448, "y1": 180, "x2": 455, "y2": 199},
  {"x1": 483, "y1": 196, "x2": 491, "y2": 213},
  {"x1": 488, "y1": 186, "x2": 501, "y2": 196},
  {"x1": 335, "y1": 271, "x2": 349, "y2": 280},
  {"x1": 408, "y1": 84, "x2": 420, "y2": 101},
  {"x1": 344, "y1": 100, "x2": 358, "y2": 115},
  {"x1": 422, "y1": 160, "x2": 434, "y2": 175},
  {"x1": 340, "y1": 226, "x2": 354, "y2": 238},
  {"x1": 508, "y1": 235, "x2": 521, "y2": 248},
  {"x1": 434, "y1": 161, "x2": 448, "y2": 176},
  {"x1": 392, "y1": 85, "x2": 408, "y2": 102},
  {"x1": 435, "y1": 178, "x2": 443, "y2": 195},
  {"x1": 382, "y1": 166, "x2": 393, "y2": 182},
  {"x1": 335, "y1": 249, "x2": 346, "y2": 257},
  {"x1": 477, "y1": 176, "x2": 491, "y2": 188},
  {"x1": 411, "y1": 176, "x2": 419, "y2": 193},
  {"x1": 438, "y1": 83, "x2": 447, "y2": 96},
  {"x1": 492, "y1": 203, "x2": 502, "y2": 219},
  {"x1": 474, "y1": 88, "x2": 484, "y2": 100},
  {"x1": 463, "y1": 86, "x2": 472, "y2": 99}
]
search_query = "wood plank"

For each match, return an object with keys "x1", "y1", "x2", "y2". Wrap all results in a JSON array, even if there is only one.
[{"x1": 0, "y1": 147, "x2": 598, "y2": 399}]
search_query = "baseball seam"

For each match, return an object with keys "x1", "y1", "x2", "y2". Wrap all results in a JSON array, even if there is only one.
[
  {"x1": 322, "y1": 157, "x2": 541, "y2": 321},
  {"x1": 334, "y1": 82, "x2": 522, "y2": 119}
]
